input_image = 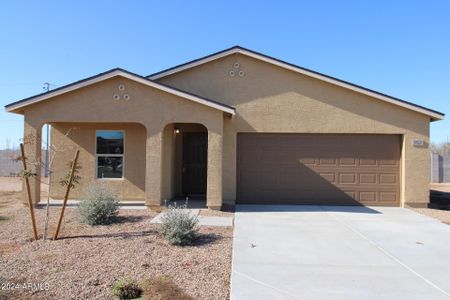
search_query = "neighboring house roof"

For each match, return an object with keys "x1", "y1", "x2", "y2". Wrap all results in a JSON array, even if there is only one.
[
  {"x1": 4, "y1": 68, "x2": 236, "y2": 115},
  {"x1": 148, "y1": 46, "x2": 445, "y2": 121}
]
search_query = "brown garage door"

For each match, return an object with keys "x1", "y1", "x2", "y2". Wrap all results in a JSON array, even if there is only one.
[{"x1": 237, "y1": 133, "x2": 401, "y2": 206}]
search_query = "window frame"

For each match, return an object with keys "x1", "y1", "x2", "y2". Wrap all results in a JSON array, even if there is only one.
[{"x1": 95, "y1": 130, "x2": 125, "y2": 180}]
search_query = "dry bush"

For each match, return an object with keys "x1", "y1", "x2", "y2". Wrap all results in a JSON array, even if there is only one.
[
  {"x1": 160, "y1": 205, "x2": 198, "y2": 246},
  {"x1": 111, "y1": 278, "x2": 142, "y2": 300},
  {"x1": 141, "y1": 276, "x2": 194, "y2": 300},
  {"x1": 0, "y1": 216, "x2": 10, "y2": 224},
  {"x1": 79, "y1": 183, "x2": 119, "y2": 225}
]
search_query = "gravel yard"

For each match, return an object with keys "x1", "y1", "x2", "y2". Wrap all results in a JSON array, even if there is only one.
[
  {"x1": 0, "y1": 178, "x2": 233, "y2": 300},
  {"x1": 2, "y1": 176, "x2": 449, "y2": 299},
  {"x1": 410, "y1": 208, "x2": 450, "y2": 224},
  {"x1": 430, "y1": 183, "x2": 450, "y2": 193},
  {"x1": 416, "y1": 182, "x2": 450, "y2": 224}
]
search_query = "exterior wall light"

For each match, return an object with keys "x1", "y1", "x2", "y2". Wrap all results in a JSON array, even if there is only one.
[{"x1": 174, "y1": 128, "x2": 180, "y2": 134}]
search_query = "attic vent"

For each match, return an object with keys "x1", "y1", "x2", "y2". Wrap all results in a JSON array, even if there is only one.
[
  {"x1": 229, "y1": 61, "x2": 245, "y2": 78},
  {"x1": 113, "y1": 94, "x2": 120, "y2": 101}
]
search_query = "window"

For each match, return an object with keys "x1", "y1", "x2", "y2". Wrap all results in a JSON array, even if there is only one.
[{"x1": 96, "y1": 130, "x2": 124, "y2": 179}]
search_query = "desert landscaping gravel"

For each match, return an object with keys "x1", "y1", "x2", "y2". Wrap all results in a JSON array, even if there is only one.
[
  {"x1": 2, "y1": 177, "x2": 449, "y2": 299},
  {"x1": 412, "y1": 183, "x2": 450, "y2": 224},
  {"x1": 410, "y1": 208, "x2": 450, "y2": 224},
  {"x1": 0, "y1": 183, "x2": 232, "y2": 299}
]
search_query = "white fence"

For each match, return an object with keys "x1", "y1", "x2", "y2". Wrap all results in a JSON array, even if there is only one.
[{"x1": 0, "y1": 149, "x2": 47, "y2": 177}]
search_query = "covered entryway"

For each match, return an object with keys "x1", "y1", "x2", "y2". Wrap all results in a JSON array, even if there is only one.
[
  {"x1": 237, "y1": 133, "x2": 401, "y2": 206},
  {"x1": 161, "y1": 123, "x2": 209, "y2": 205},
  {"x1": 7, "y1": 70, "x2": 231, "y2": 209}
]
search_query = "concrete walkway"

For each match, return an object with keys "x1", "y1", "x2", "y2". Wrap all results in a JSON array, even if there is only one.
[
  {"x1": 231, "y1": 205, "x2": 450, "y2": 300},
  {"x1": 150, "y1": 209, "x2": 233, "y2": 227}
]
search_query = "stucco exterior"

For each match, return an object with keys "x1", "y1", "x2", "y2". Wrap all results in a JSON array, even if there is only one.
[
  {"x1": 157, "y1": 53, "x2": 431, "y2": 207},
  {"x1": 49, "y1": 122, "x2": 146, "y2": 200},
  {"x1": 7, "y1": 47, "x2": 443, "y2": 209},
  {"x1": 19, "y1": 76, "x2": 224, "y2": 209}
]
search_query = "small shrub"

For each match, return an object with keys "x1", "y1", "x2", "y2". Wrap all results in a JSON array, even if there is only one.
[
  {"x1": 0, "y1": 216, "x2": 10, "y2": 224},
  {"x1": 79, "y1": 183, "x2": 119, "y2": 225},
  {"x1": 142, "y1": 275, "x2": 194, "y2": 300},
  {"x1": 160, "y1": 205, "x2": 198, "y2": 246},
  {"x1": 111, "y1": 278, "x2": 142, "y2": 300}
]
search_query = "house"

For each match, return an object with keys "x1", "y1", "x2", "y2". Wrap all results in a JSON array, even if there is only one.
[{"x1": 5, "y1": 46, "x2": 444, "y2": 210}]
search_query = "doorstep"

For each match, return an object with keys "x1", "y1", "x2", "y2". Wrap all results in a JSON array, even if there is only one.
[{"x1": 150, "y1": 209, "x2": 233, "y2": 227}]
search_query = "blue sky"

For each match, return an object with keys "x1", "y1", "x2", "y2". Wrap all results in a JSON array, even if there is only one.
[{"x1": 1, "y1": 0, "x2": 449, "y2": 149}]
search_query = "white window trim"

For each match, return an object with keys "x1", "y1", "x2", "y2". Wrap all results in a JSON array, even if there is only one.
[{"x1": 95, "y1": 130, "x2": 125, "y2": 180}]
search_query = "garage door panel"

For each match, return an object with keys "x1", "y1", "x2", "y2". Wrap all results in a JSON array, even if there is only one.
[
  {"x1": 339, "y1": 158, "x2": 357, "y2": 166},
  {"x1": 338, "y1": 173, "x2": 357, "y2": 184},
  {"x1": 299, "y1": 158, "x2": 316, "y2": 165},
  {"x1": 379, "y1": 160, "x2": 399, "y2": 166},
  {"x1": 360, "y1": 173, "x2": 377, "y2": 184},
  {"x1": 360, "y1": 191, "x2": 377, "y2": 202},
  {"x1": 379, "y1": 192, "x2": 397, "y2": 202},
  {"x1": 319, "y1": 173, "x2": 336, "y2": 183},
  {"x1": 237, "y1": 133, "x2": 401, "y2": 206},
  {"x1": 379, "y1": 173, "x2": 398, "y2": 184},
  {"x1": 319, "y1": 158, "x2": 338, "y2": 166}
]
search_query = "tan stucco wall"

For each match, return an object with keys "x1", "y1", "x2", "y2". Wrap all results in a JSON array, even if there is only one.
[
  {"x1": 158, "y1": 53, "x2": 431, "y2": 207},
  {"x1": 18, "y1": 53, "x2": 433, "y2": 209},
  {"x1": 21, "y1": 76, "x2": 224, "y2": 208},
  {"x1": 49, "y1": 123, "x2": 146, "y2": 200}
]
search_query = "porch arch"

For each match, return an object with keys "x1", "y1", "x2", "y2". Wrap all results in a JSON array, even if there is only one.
[{"x1": 146, "y1": 120, "x2": 223, "y2": 210}]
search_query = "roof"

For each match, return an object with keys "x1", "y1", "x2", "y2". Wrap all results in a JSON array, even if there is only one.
[
  {"x1": 5, "y1": 68, "x2": 236, "y2": 115},
  {"x1": 148, "y1": 46, "x2": 444, "y2": 121}
]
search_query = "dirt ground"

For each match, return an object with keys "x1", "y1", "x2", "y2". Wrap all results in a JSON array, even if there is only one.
[
  {"x1": 410, "y1": 207, "x2": 450, "y2": 224},
  {"x1": 0, "y1": 176, "x2": 22, "y2": 192},
  {"x1": 1, "y1": 176, "x2": 449, "y2": 299},
  {"x1": 0, "y1": 177, "x2": 232, "y2": 300},
  {"x1": 415, "y1": 182, "x2": 450, "y2": 224}
]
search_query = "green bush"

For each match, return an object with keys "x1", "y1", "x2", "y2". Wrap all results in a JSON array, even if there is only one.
[
  {"x1": 111, "y1": 278, "x2": 142, "y2": 300},
  {"x1": 160, "y1": 205, "x2": 199, "y2": 246},
  {"x1": 79, "y1": 183, "x2": 119, "y2": 225}
]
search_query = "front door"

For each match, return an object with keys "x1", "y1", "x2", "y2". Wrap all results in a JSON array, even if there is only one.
[{"x1": 182, "y1": 132, "x2": 207, "y2": 195}]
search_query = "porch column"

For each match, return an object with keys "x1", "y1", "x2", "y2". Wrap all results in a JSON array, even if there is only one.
[
  {"x1": 23, "y1": 116, "x2": 42, "y2": 205},
  {"x1": 206, "y1": 127, "x2": 223, "y2": 210},
  {"x1": 145, "y1": 129, "x2": 163, "y2": 209}
]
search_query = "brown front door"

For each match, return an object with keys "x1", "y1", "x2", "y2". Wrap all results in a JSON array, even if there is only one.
[{"x1": 182, "y1": 132, "x2": 208, "y2": 195}]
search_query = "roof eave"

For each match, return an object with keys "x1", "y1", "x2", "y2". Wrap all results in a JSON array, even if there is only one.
[{"x1": 4, "y1": 69, "x2": 235, "y2": 116}]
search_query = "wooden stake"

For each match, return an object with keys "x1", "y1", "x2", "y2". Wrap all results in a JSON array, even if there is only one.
[
  {"x1": 20, "y1": 143, "x2": 39, "y2": 241},
  {"x1": 53, "y1": 150, "x2": 80, "y2": 240}
]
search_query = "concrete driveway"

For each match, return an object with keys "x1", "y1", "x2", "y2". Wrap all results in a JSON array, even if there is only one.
[{"x1": 231, "y1": 205, "x2": 450, "y2": 300}]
